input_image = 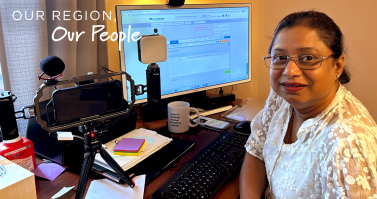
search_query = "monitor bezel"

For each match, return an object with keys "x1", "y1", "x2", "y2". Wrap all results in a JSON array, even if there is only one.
[{"x1": 116, "y1": 3, "x2": 252, "y2": 104}]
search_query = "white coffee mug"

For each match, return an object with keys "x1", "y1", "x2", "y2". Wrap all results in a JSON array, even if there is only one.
[{"x1": 168, "y1": 101, "x2": 200, "y2": 133}]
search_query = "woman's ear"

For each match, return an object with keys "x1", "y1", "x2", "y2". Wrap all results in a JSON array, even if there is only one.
[{"x1": 334, "y1": 55, "x2": 345, "y2": 78}]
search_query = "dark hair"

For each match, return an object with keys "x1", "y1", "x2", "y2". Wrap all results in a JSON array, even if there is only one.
[{"x1": 268, "y1": 10, "x2": 350, "y2": 84}]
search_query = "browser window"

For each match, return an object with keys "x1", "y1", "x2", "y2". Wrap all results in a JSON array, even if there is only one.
[{"x1": 120, "y1": 7, "x2": 249, "y2": 101}]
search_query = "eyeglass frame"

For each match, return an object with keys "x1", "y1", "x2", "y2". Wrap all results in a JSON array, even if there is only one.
[{"x1": 262, "y1": 54, "x2": 334, "y2": 70}]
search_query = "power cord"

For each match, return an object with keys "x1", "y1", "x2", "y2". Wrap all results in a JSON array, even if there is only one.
[
  {"x1": 73, "y1": 135, "x2": 84, "y2": 140},
  {"x1": 219, "y1": 87, "x2": 223, "y2": 95},
  {"x1": 101, "y1": 66, "x2": 114, "y2": 80}
]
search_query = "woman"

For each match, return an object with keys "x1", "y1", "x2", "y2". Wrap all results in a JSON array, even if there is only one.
[{"x1": 240, "y1": 11, "x2": 377, "y2": 199}]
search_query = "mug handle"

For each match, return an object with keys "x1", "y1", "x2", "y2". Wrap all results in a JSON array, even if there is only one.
[{"x1": 189, "y1": 108, "x2": 200, "y2": 127}]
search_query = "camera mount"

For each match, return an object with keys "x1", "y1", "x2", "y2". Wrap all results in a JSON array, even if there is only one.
[
  {"x1": 33, "y1": 71, "x2": 136, "y2": 132},
  {"x1": 31, "y1": 71, "x2": 138, "y2": 199}
]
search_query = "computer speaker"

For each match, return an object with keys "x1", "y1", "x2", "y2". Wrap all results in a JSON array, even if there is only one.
[{"x1": 168, "y1": 0, "x2": 185, "y2": 6}]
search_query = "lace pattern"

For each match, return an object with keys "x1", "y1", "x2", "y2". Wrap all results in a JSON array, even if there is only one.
[{"x1": 245, "y1": 85, "x2": 377, "y2": 199}]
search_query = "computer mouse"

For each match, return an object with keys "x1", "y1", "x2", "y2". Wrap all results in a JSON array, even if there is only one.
[{"x1": 233, "y1": 121, "x2": 251, "y2": 135}]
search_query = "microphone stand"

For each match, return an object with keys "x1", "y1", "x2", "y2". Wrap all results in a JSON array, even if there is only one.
[
  {"x1": 145, "y1": 63, "x2": 162, "y2": 107},
  {"x1": 136, "y1": 63, "x2": 165, "y2": 120},
  {"x1": 75, "y1": 120, "x2": 135, "y2": 199}
]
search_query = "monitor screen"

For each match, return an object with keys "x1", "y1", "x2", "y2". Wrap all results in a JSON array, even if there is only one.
[{"x1": 116, "y1": 4, "x2": 251, "y2": 103}]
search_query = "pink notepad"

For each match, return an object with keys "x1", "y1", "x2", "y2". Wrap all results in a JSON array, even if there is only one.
[{"x1": 114, "y1": 138, "x2": 145, "y2": 152}]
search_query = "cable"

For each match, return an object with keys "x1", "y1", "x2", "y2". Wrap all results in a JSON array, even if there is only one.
[
  {"x1": 102, "y1": 66, "x2": 114, "y2": 80},
  {"x1": 219, "y1": 87, "x2": 224, "y2": 95},
  {"x1": 73, "y1": 135, "x2": 84, "y2": 140},
  {"x1": 103, "y1": 66, "x2": 116, "y2": 73}
]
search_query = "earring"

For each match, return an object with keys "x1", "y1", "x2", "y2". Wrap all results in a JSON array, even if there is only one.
[{"x1": 336, "y1": 75, "x2": 340, "y2": 79}]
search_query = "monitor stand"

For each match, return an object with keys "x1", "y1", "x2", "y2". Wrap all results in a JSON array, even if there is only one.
[
  {"x1": 139, "y1": 91, "x2": 235, "y2": 121},
  {"x1": 194, "y1": 92, "x2": 235, "y2": 110}
]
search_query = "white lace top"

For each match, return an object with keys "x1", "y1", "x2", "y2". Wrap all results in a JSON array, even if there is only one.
[{"x1": 245, "y1": 84, "x2": 377, "y2": 199}]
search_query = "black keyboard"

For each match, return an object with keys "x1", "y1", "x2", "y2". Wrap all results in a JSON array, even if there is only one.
[{"x1": 153, "y1": 131, "x2": 247, "y2": 199}]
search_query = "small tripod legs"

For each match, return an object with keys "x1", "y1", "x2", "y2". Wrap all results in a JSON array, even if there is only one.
[
  {"x1": 75, "y1": 125, "x2": 134, "y2": 199},
  {"x1": 76, "y1": 150, "x2": 96, "y2": 199}
]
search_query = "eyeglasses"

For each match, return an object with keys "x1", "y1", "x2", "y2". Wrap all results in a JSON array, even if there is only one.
[{"x1": 262, "y1": 54, "x2": 334, "y2": 69}]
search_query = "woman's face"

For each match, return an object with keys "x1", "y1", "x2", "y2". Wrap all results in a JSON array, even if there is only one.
[{"x1": 270, "y1": 26, "x2": 344, "y2": 110}]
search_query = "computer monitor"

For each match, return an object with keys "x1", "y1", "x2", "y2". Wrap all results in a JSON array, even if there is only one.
[{"x1": 116, "y1": 3, "x2": 251, "y2": 104}]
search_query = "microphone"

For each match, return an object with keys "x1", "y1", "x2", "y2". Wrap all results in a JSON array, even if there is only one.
[{"x1": 40, "y1": 55, "x2": 65, "y2": 77}]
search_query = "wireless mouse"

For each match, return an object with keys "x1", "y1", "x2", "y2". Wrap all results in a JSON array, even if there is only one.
[{"x1": 233, "y1": 121, "x2": 251, "y2": 135}]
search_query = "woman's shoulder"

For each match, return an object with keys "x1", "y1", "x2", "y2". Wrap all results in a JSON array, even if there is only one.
[
  {"x1": 313, "y1": 85, "x2": 376, "y2": 146},
  {"x1": 337, "y1": 85, "x2": 376, "y2": 131},
  {"x1": 321, "y1": 85, "x2": 377, "y2": 147},
  {"x1": 319, "y1": 119, "x2": 377, "y2": 167},
  {"x1": 340, "y1": 86, "x2": 373, "y2": 118}
]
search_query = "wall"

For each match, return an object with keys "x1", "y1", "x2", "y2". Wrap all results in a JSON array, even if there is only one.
[{"x1": 105, "y1": 0, "x2": 377, "y2": 120}]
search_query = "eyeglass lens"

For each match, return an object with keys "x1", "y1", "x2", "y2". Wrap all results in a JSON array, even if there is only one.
[{"x1": 265, "y1": 54, "x2": 325, "y2": 69}]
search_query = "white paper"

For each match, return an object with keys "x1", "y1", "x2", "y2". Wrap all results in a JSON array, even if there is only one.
[
  {"x1": 85, "y1": 175, "x2": 146, "y2": 199},
  {"x1": 51, "y1": 186, "x2": 75, "y2": 199}
]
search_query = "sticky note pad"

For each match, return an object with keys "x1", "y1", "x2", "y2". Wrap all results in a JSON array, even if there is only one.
[
  {"x1": 32, "y1": 163, "x2": 68, "y2": 181},
  {"x1": 114, "y1": 142, "x2": 145, "y2": 156},
  {"x1": 114, "y1": 138, "x2": 145, "y2": 153}
]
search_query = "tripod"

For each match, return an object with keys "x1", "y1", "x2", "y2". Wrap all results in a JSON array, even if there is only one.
[{"x1": 75, "y1": 121, "x2": 135, "y2": 199}]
